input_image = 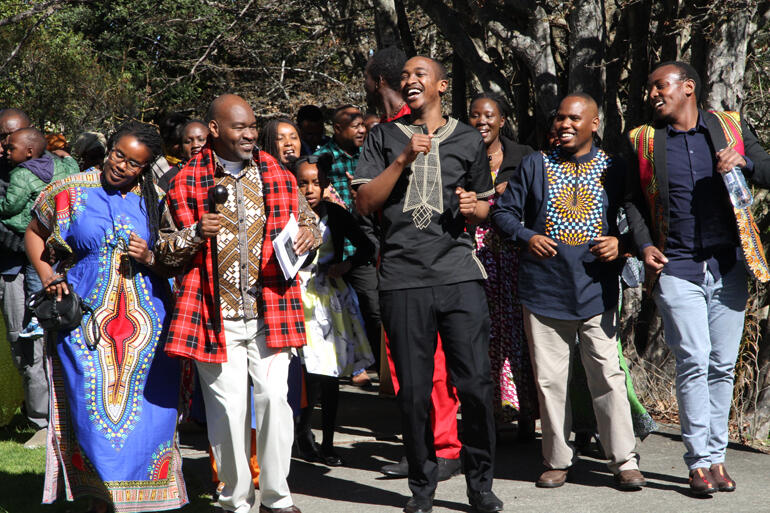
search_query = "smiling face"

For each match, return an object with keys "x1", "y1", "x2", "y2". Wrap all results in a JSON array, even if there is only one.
[
  {"x1": 103, "y1": 134, "x2": 152, "y2": 192},
  {"x1": 274, "y1": 122, "x2": 301, "y2": 165},
  {"x1": 334, "y1": 108, "x2": 366, "y2": 152},
  {"x1": 469, "y1": 98, "x2": 504, "y2": 146},
  {"x1": 296, "y1": 161, "x2": 326, "y2": 210},
  {"x1": 553, "y1": 96, "x2": 599, "y2": 156},
  {"x1": 180, "y1": 122, "x2": 209, "y2": 160},
  {"x1": 647, "y1": 65, "x2": 695, "y2": 124},
  {"x1": 209, "y1": 97, "x2": 258, "y2": 161},
  {"x1": 400, "y1": 57, "x2": 447, "y2": 113}
]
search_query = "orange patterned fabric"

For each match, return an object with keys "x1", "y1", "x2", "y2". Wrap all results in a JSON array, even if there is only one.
[{"x1": 628, "y1": 111, "x2": 770, "y2": 283}]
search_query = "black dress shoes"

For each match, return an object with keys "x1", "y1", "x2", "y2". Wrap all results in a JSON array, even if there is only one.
[
  {"x1": 467, "y1": 490, "x2": 504, "y2": 513},
  {"x1": 404, "y1": 495, "x2": 433, "y2": 513},
  {"x1": 320, "y1": 446, "x2": 344, "y2": 467},
  {"x1": 437, "y1": 457, "x2": 461, "y2": 481},
  {"x1": 381, "y1": 456, "x2": 408, "y2": 477},
  {"x1": 380, "y1": 456, "x2": 461, "y2": 480}
]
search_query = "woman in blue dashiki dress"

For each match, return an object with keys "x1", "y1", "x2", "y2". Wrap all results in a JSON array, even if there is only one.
[{"x1": 26, "y1": 122, "x2": 187, "y2": 513}]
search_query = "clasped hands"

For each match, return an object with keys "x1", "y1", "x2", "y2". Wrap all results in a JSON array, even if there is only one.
[{"x1": 528, "y1": 234, "x2": 620, "y2": 262}]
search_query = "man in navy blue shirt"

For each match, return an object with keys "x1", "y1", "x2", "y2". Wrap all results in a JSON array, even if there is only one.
[
  {"x1": 625, "y1": 61, "x2": 770, "y2": 496},
  {"x1": 493, "y1": 93, "x2": 646, "y2": 491}
]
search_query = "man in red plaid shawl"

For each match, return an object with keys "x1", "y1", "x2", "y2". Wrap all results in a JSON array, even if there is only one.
[{"x1": 157, "y1": 94, "x2": 321, "y2": 513}]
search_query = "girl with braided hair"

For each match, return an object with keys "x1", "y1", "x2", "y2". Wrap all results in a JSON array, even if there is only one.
[{"x1": 25, "y1": 120, "x2": 187, "y2": 512}]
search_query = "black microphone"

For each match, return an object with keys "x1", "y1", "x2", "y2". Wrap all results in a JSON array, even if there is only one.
[
  {"x1": 206, "y1": 184, "x2": 228, "y2": 333},
  {"x1": 208, "y1": 185, "x2": 228, "y2": 212}
]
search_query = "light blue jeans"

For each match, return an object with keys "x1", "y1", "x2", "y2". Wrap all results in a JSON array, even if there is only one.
[{"x1": 654, "y1": 264, "x2": 748, "y2": 470}]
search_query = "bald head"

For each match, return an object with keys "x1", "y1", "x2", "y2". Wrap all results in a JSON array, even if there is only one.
[
  {"x1": 560, "y1": 93, "x2": 599, "y2": 117},
  {"x1": 0, "y1": 108, "x2": 31, "y2": 133},
  {"x1": 206, "y1": 94, "x2": 253, "y2": 123},
  {"x1": 0, "y1": 109, "x2": 31, "y2": 159},
  {"x1": 206, "y1": 94, "x2": 258, "y2": 161}
]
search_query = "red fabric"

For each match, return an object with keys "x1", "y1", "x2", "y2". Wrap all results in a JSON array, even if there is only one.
[
  {"x1": 164, "y1": 145, "x2": 307, "y2": 363},
  {"x1": 385, "y1": 333, "x2": 462, "y2": 459},
  {"x1": 383, "y1": 104, "x2": 411, "y2": 123}
]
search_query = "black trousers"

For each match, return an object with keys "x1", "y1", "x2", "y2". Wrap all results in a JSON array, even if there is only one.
[
  {"x1": 380, "y1": 281, "x2": 495, "y2": 499},
  {"x1": 345, "y1": 263, "x2": 381, "y2": 367},
  {"x1": 296, "y1": 371, "x2": 339, "y2": 449}
]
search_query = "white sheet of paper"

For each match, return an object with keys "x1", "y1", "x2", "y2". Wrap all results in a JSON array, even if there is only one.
[{"x1": 272, "y1": 213, "x2": 308, "y2": 280}]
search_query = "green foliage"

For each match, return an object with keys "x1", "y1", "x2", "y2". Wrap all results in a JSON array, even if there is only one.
[{"x1": 0, "y1": 0, "x2": 379, "y2": 137}]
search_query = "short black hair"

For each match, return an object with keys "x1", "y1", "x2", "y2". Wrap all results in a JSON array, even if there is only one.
[
  {"x1": 158, "y1": 112, "x2": 190, "y2": 150},
  {"x1": 332, "y1": 105, "x2": 362, "y2": 126},
  {"x1": 181, "y1": 119, "x2": 208, "y2": 135},
  {"x1": 258, "y1": 117, "x2": 300, "y2": 165},
  {"x1": 366, "y1": 46, "x2": 407, "y2": 90},
  {"x1": 296, "y1": 105, "x2": 324, "y2": 125},
  {"x1": 469, "y1": 91, "x2": 515, "y2": 140},
  {"x1": 295, "y1": 152, "x2": 333, "y2": 182},
  {"x1": 652, "y1": 61, "x2": 702, "y2": 101},
  {"x1": 12, "y1": 127, "x2": 46, "y2": 158}
]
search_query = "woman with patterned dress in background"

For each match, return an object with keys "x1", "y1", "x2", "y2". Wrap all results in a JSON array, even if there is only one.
[
  {"x1": 25, "y1": 121, "x2": 187, "y2": 513},
  {"x1": 469, "y1": 92, "x2": 539, "y2": 439}
]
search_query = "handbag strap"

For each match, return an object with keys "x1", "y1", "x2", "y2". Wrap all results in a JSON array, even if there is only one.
[{"x1": 44, "y1": 276, "x2": 102, "y2": 352}]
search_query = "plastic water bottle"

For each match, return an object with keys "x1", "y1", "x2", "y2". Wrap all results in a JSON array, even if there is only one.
[{"x1": 723, "y1": 166, "x2": 753, "y2": 209}]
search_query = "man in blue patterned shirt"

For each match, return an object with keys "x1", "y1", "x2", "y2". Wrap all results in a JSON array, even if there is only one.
[{"x1": 492, "y1": 93, "x2": 646, "y2": 492}]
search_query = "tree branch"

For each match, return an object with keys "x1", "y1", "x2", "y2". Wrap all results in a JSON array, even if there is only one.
[
  {"x1": 0, "y1": 0, "x2": 67, "y2": 28},
  {"x1": 0, "y1": 6, "x2": 57, "y2": 72},
  {"x1": 147, "y1": 0, "x2": 259, "y2": 99}
]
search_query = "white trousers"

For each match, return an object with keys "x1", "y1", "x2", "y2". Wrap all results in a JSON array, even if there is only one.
[{"x1": 196, "y1": 318, "x2": 294, "y2": 512}]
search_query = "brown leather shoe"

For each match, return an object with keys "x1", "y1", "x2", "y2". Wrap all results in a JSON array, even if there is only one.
[
  {"x1": 689, "y1": 467, "x2": 717, "y2": 496},
  {"x1": 615, "y1": 469, "x2": 646, "y2": 490},
  {"x1": 259, "y1": 505, "x2": 301, "y2": 513},
  {"x1": 709, "y1": 463, "x2": 736, "y2": 492},
  {"x1": 536, "y1": 468, "x2": 568, "y2": 488}
]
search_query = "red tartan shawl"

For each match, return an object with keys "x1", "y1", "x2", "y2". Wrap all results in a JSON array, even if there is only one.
[{"x1": 164, "y1": 144, "x2": 307, "y2": 363}]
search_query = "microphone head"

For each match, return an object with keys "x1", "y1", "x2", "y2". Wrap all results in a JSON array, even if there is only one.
[{"x1": 209, "y1": 185, "x2": 229, "y2": 205}]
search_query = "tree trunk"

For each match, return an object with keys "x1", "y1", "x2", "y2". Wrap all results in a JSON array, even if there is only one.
[
  {"x1": 372, "y1": 0, "x2": 402, "y2": 49},
  {"x1": 626, "y1": 0, "x2": 652, "y2": 130},
  {"x1": 567, "y1": 0, "x2": 605, "y2": 107},
  {"x1": 415, "y1": 0, "x2": 514, "y2": 102},
  {"x1": 394, "y1": 0, "x2": 416, "y2": 57},
  {"x1": 703, "y1": 1, "x2": 758, "y2": 111},
  {"x1": 451, "y1": 51, "x2": 468, "y2": 122}
]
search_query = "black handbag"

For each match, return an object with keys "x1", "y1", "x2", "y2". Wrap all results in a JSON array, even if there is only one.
[{"x1": 27, "y1": 277, "x2": 98, "y2": 350}]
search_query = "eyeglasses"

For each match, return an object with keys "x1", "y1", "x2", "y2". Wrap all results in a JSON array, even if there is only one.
[{"x1": 109, "y1": 148, "x2": 147, "y2": 171}]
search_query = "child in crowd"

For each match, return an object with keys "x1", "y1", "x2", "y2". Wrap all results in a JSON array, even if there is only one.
[
  {"x1": 157, "y1": 119, "x2": 209, "y2": 192},
  {"x1": 293, "y1": 153, "x2": 375, "y2": 466},
  {"x1": 0, "y1": 127, "x2": 79, "y2": 337}
]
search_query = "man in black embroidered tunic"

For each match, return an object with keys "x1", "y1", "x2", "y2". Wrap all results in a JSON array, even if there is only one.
[{"x1": 353, "y1": 56, "x2": 501, "y2": 513}]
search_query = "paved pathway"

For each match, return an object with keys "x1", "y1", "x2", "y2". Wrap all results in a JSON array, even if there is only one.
[{"x1": 179, "y1": 382, "x2": 769, "y2": 513}]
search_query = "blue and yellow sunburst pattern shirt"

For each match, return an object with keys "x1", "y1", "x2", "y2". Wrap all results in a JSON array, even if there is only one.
[{"x1": 544, "y1": 148, "x2": 610, "y2": 246}]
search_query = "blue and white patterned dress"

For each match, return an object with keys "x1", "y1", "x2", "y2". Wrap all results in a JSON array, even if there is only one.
[{"x1": 36, "y1": 171, "x2": 187, "y2": 512}]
